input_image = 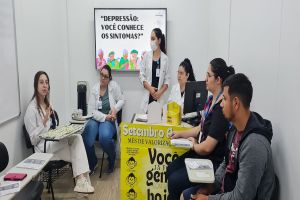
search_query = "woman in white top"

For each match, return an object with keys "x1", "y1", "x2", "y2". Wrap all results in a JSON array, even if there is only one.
[
  {"x1": 82, "y1": 65, "x2": 125, "y2": 174},
  {"x1": 168, "y1": 58, "x2": 196, "y2": 112},
  {"x1": 24, "y1": 71, "x2": 94, "y2": 194},
  {"x1": 139, "y1": 28, "x2": 170, "y2": 113}
]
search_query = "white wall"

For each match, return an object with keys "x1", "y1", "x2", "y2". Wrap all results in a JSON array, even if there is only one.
[
  {"x1": 66, "y1": 0, "x2": 211, "y2": 122},
  {"x1": 208, "y1": 0, "x2": 300, "y2": 199}
]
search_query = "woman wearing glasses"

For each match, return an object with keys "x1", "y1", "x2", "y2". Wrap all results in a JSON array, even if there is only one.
[
  {"x1": 82, "y1": 65, "x2": 125, "y2": 174},
  {"x1": 166, "y1": 58, "x2": 235, "y2": 200},
  {"x1": 168, "y1": 58, "x2": 196, "y2": 113}
]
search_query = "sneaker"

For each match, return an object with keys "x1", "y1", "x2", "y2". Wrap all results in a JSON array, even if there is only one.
[
  {"x1": 89, "y1": 162, "x2": 99, "y2": 176},
  {"x1": 74, "y1": 178, "x2": 95, "y2": 194},
  {"x1": 76, "y1": 193, "x2": 88, "y2": 199}
]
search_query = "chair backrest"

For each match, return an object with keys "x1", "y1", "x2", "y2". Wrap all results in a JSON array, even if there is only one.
[
  {"x1": 0, "y1": 142, "x2": 9, "y2": 172},
  {"x1": 50, "y1": 110, "x2": 59, "y2": 129},
  {"x1": 116, "y1": 109, "x2": 122, "y2": 126},
  {"x1": 23, "y1": 124, "x2": 35, "y2": 153}
]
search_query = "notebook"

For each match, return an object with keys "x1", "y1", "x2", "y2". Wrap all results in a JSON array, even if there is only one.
[
  {"x1": 170, "y1": 138, "x2": 193, "y2": 149},
  {"x1": 185, "y1": 158, "x2": 215, "y2": 183}
]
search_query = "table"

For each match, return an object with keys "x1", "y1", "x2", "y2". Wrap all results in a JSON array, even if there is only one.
[{"x1": 0, "y1": 153, "x2": 53, "y2": 200}]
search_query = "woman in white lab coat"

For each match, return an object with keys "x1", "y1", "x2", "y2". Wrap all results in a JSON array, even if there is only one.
[
  {"x1": 24, "y1": 71, "x2": 94, "y2": 194},
  {"x1": 82, "y1": 65, "x2": 125, "y2": 174},
  {"x1": 168, "y1": 58, "x2": 196, "y2": 112},
  {"x1": 139, "y1": 28, "x2": 170, "y2": 113}
]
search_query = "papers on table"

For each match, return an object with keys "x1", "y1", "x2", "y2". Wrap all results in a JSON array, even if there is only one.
[
  {"x1": 135, "y1": 114, "x2": 148, "y2": 122},
  {"x1": 16, "y1": 158, "x2": 46, "y2": 170},
  {"x1": 0, "y1": 182, "x2": 20, "y2": 197},
  {"x1": 170, "y1": 138, "x2": 193, "y2": 149},
  {"x1": 39, "y1": 124, "x2": 84, "y2": 140},
  {"x1": 185, "y1": 158, "x2": 215, "y2": 183}
]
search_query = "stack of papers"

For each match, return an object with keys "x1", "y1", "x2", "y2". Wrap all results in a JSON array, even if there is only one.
[
  {"x1": 40, "y1": 124, "x2": 84, "y2": 140},
  {"x1": 185, "y1": 158, "x2": 215, "y2": 183},
  {"x1": 17, "y1": 158, "x2": 46, "y2": 170},
  {"x1": 170, "y1": 138, "x2": 193, "y2": 149},
  {"x1": 0, "y1": 182, "x2": 20, "y2": 196}
]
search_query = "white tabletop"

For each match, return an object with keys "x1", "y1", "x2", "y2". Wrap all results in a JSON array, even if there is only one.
[{"x1": 0, "y1": 153, "x2": 53, "y2": 200}]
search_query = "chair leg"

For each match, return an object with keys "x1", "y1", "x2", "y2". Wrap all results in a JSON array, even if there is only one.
[
  {"x1": 70, "y1": 163, "x2": 76, "y2": 186},
  {"x1": 99, "y1": 151, "x2": 105, "y2": 178},
  {"x1": 49, "y1": 181, "x2": 55, "y2": 200}
]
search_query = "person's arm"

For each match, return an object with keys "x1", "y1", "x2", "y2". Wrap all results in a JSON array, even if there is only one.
[
  {"x1": 208, "y1": 135, "x2": 270, "y2": 200},
  {"x1": 153, "y1": 84, "x2": 168, "y2": 100},
  {"x1": 139, "y1": 52, "x2": 149, "y2": 86},
  {"x1": 191, "y1": 105, "x2": 228, "y2": 155},
  {"x1": 191, "y1": 136, "x2": 218, "y2": 156},
  {"x1": 171, "y1": 125, "x2": 201, "y2": 139},
  {"x1": 24, "y1": 104, "x2": 49, "y2": 146},
  {"x1": 110, "y1": 81, "x2": 125, "y2": 120}
]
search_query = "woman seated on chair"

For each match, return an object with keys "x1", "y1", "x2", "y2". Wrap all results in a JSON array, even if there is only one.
[
  {"x1": 166, "y1": 58, "x2": 235, "y2": 200},
  {"x1": 82, "y1": 64, "x2": 125, "y2": 174},
  {"x1": 168, "y1": 58, "x2": 196, "y2": 112},
  {"x1": 24, "y1": 71, "x2": 94, "y2": 194}
]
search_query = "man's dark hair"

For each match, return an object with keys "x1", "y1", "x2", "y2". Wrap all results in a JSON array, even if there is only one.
[{"x1": 222, "y1": 73, "x2": 253, "y2": 108}]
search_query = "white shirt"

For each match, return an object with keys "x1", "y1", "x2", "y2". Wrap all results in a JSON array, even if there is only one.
[
  {"x1": 88, "y1": 80, "x2": 125, "y2": 122},
  {"x1": 139, "y1": 51, "x2": 170, "y2": 113}
]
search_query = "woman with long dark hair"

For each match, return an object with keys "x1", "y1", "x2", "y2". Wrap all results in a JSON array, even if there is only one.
[
  {"x1": 168, "y1": 58, "x2": 196, "y2": 112},
  {"x1": 24, "y1": 71, "x2": 94, "y2": 194},
  {"x1": 139, "y1": 28, "x2": 170, "y2": 113}
]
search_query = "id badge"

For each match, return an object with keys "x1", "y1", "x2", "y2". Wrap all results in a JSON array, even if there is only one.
[
  {"x1": 156, "y1": 68, "x2": 160, "y2": 77},
  {"x1": 97, "y1": 100, "x2": 102, "y2": 110}
]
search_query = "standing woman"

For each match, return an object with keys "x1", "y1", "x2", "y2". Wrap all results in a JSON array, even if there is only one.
[
  {"x1": 168, "y1": 58, "x2": 196, "y2": 112},
  {"x1": 82, "y1": 65, "x2": 125, "y2": 174},
  {"x1": 139, "y1": 28, "x2": 170, "y2": 113},
  {"x1": 24, "y1": 71, "x2": 94, "y2": 194}
]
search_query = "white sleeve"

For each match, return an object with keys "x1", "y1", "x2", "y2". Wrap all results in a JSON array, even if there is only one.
[
  {"x1": 113, "y1": 82, "x2": 125, "y2": 112},
  {"x1": 24, "y1": 105, "x2": 49, "y2": 146},
  {"x1": 88, "y1": 87, "x2": 107, "y2": 122},
  {"x1": 163, "y1": 56, "x2": 170, "y2": 86},
  {"x1": 139, "y1": 53, "x2": 148, "y2": 85}
]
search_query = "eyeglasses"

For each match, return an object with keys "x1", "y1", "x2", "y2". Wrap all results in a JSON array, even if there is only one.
[
  {"x1": 100, "y1": 73, "x2": 110, "y2": 80},
  {"x1": 206, "y1": 72, "x2": 215, "y2": 78}
]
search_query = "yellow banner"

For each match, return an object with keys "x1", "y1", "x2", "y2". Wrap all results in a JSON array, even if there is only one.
[{"x1": 120, "y1": 122, "x2": 190, "y2": 200}]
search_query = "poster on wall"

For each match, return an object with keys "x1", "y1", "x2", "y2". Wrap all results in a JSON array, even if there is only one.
[
  {"x1": 94, "y1": 8, "x2": 167, "y2": 71},
  {"x1": 120, "y1": 122, "x2": 189, "y2": 200}
]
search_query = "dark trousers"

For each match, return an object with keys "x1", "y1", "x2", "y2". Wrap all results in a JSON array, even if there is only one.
[{"x1": 166, "y1": 150, "x2": 202, "y2": 200}]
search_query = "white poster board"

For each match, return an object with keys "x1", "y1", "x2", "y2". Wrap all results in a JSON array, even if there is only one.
[
  {"x1": 94, "y1": 8, "x2": 167, "y2": 71},
  {"x1": 0, "y1": 0, "x2": 21, "y2": 125}
]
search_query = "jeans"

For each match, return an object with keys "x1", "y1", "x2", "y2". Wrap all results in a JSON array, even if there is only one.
[{"x1": 82, "y1": 119, "x2": 117, "y2": 171}]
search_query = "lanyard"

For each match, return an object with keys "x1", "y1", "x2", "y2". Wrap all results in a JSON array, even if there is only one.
[{"x1": 203, "y1": 91, "x2": 222, "y2": 120}]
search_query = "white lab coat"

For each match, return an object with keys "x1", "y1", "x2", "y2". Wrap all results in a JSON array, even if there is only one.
[
  {"x1": 88, "y1": 80, "x2": 125, "y2": 122},
  {"x1": 24, "y1": 98, "x2": 90, "y2": 177},
  {"x1": 139, "y1": 51, "x2": 170, "y2": 113},
  {"x1": 168, "y1": 83, "x2": 184, "y2": 112}
]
